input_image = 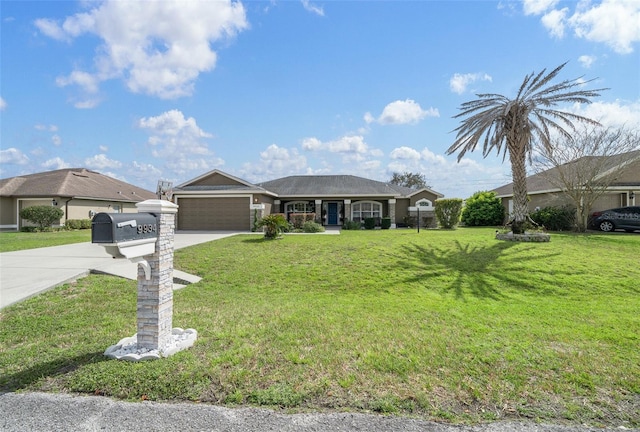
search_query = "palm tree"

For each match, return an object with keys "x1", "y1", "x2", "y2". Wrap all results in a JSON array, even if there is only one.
[{"x1": 447, "y1": 63, "x2": 605, "y2": 234}]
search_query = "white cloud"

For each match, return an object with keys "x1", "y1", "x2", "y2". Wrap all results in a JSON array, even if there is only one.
[
  {"x1": 138, "y1": 109, "x2": 213, "y2": 158},
  {"x1": 99, "y1": 145, "x2": 109, "y2": 152},
  {"x1": 541, "y1": 7, "x2": 568, "y2": 38},
  {"x1": 578, "y1": 54, "x2": 597, "y2": 68},
  {"x1": 421, "y1": 148, "x2": 448, "y2": 165},
  {"x1": 301, "y1": 0, "x2": 324, "y2": 16},
  {"x1": 51, "y1": 135, "x2": 62, "y2": 146},
  {"x1": 389, "y1": 146, "x2": 421, "y2": 160},
  {"x1": 36, "y1": 0, "x2": 248, "y2": 103},
  {"x1": 327, "y1": 135, "x2": 368, "y2": 153},
  {"x1": 241, "y1": 144, "x2": 308, "y2": 180},
  {"x1": 166, "y1": 157, "x2": 224, "y2": 178},
  {"x1": 569, "y1": 99, "x2": 640, "y2": 129},
  {"x1": 449, "y1": 73, "x2": 493, "y2": 94},
  {"x1": 137, "y1": 109, "x2": 224, "y2": 182},
  {"x1": 0, "y1": 97, "x2": 6, "y2": 111},
  {"x1": 0, "y1": 148, "x2": 29, "y2": 165},
  {"x1": 525, "y1": 0, "x2": 640, "y2": 54},
  {"x1": 368, "y1": 99, "x2": 439, "y2": 125},
  {"x1": 522, "y1": 0, "x2": 560, "y2": 15},
  {"x1": 568, "y1": 0, "x2": 640, "y2": 54},
  {"x1": 301, "y1": 137, "x2": 323, "y2": 151},
  {"x1": 84, "y1": 153, "x2": 123, "y2": 170},
  {"x1": 363, "y1": 112, "x2": 375, "y2": 124},
  {"x1": 42, "y1": 157, "x2": 70, "y2": 170},
  {"x1": 34, "y1": 124, "x2": 58, "y2": 132}
]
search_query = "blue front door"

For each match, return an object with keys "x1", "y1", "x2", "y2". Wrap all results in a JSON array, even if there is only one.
[{"x1": 328, "y1": 203, "x2": 338, "y2": 225}]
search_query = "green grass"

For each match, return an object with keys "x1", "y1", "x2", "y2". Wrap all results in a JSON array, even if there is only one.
[
  {"x1": 1, "y1": 228, "x2": 638, "y2": 427},
  {"x1": 0, "y1": 230, "x2": 91, "y2": 252}
]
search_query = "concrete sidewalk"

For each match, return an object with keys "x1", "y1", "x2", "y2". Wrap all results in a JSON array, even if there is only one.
[{"x1": 0, "y1": 231, "x2": 246, "y2": 308}]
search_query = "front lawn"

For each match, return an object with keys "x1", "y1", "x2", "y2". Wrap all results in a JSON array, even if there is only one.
[
  {"x1": 0, "y1": 228, "x2": 638, "y2": 427},
  {"x1": 0, "y1": 230, "x2": 91, "y2": 252}
]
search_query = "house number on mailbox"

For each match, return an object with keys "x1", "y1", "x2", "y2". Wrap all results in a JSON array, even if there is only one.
[{"x1": 137, "y1": 224, "x2": 157, "y2": 235}]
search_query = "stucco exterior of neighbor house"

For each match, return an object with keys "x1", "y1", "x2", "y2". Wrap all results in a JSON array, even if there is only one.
[
  {"x1": 0, "y1": 168, "x2": 157, "y2": 231},
  {"x1": 492, "y1": 151, "x2": 640, "y2": 219},
  {"x1": 172, "y1": 170, "x2": 444, "y2": 231}
]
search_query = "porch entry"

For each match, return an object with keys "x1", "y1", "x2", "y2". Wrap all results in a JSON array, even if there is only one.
[{"x1": 328, "y1": 202, "x2": 339, "y2": 225}]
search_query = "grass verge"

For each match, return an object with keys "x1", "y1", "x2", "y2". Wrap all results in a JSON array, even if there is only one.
[
  {"x1": 0, "y1": 228, "x2": 638, "y2": 427},
  {"x1": 0, "y1": 230, "x2": 91, "y2": 252}
]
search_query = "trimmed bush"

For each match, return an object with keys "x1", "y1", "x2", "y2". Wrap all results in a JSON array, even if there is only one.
[
  {"x1": 402, "y1": 215, "x2": 416, "y2": 228},
  {"x1": 342, "y1": 219, "x2": 361, "y2": 230},
  {"x1": 530, "y1": 206, "x2": 575, "y2": 231},
  {"x1": 19, "y1": 206, "x2": 64, "y2": 231},
  {"x1": 461, "y1": 191, "x2": 505, "y2": 226},
  {"x1": 65, "y1": 219, "x2": 92, "y2": 230},
  {"x1": 363, "y1": 217, "x2": 376, "y2": 230},
  {"x1": 381, "y1": 217, "x2": 391, "y2": 229},
  {"x1": 302, "y1": 221, "x2": 325, "y2": 233},
  {"x1": 435, "y1": 198, "x2": 463, "y2": 229}
]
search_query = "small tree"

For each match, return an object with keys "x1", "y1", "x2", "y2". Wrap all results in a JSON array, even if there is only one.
[
  {"x1": 19, "y1": 205, "x2": 64, "y2": 231},
  {"x1": 255, "y1": 214, "x2": 289, "y2": 239},
  {"x1": 533, "y1": 126, "x2": 640, "y2": 232},
  {"x1": 434, "y1": 198, "x2": 463, "y2": 229},
  {"x1": 461, "y1": 191, "x2": 505, "y2": 226},
  {"x1": 389, "y1": 172, "x2": 431, "y2": 189}
]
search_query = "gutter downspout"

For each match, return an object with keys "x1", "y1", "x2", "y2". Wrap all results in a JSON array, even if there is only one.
[{"x1": 64, "y1": 198, "x2": 73, "y2": 225}]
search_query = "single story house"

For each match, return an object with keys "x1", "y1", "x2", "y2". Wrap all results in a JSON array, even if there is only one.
[
  {"x1": 0, "y1": 168, "x2": 157, "y2": 230},
  {"x1": 492, "y1": 150, "x2": 640, "y2": 217},
  {"x1": 171, "y1": 170, "x2": 444, "y2": 230}
]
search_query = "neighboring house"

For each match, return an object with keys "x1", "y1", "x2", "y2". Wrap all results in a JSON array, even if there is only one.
[
  {"x1": 492, "y1": 151, "x2": 640, "y2": 218},
  {"x1": 172, "y1": 170, "x2": 444, "y2": 230},
  {"x1": 0, "y1": 168, "x2": 157, "y2": 231}
]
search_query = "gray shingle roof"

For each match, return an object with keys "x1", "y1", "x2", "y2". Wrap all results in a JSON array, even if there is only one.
[
  {"x1": 258, "y1": 175, "x2": 406, "y2": 196},
  {"x1": 0, "y1": 168, "x2": 156, "y2": 202},
  {"x1": 492, "y1": 150, "x2": 640, "y2": 196}
]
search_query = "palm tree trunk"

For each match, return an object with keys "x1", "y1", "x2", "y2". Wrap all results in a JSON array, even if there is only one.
[{"x1": 509, "y1": 141, "x2": 528, "y2": 234}]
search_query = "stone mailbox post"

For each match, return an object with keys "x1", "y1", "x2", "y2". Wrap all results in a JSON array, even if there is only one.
[{"x1": 94, "y1": 199, "x2": 197, "y2": 361}]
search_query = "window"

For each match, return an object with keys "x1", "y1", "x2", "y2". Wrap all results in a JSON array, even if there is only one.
[
  {"x1": 285, "y1": 201, "x2": 314, "y2": 214},
  {"x1": 416, "y1": 199, "x2": 433, "y2": 209},
  {"x1": 351, "y1": 201, "x2": 382, "y2": 221}
]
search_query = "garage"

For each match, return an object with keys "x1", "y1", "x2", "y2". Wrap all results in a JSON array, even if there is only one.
[{"x1": 177, "y1": 197, "x2": 250, "y2": 230}]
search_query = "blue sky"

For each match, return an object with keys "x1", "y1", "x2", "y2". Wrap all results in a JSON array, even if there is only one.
[{"x1": 1, "y1": 0, "x2": 639, "y2": 198}]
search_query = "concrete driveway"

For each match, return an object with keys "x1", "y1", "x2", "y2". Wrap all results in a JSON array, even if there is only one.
[{"x1": 0, "y1": 231, "x2": 245, "y2": 309}]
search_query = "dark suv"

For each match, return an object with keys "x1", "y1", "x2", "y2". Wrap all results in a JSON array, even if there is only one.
[{"x1": 590, "y1": 206, "x2": 640, "y2": 232}]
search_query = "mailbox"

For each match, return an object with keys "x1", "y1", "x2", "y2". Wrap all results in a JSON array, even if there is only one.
[{"x1": 92, "y1": 213, "x2": 159, "y2": 260}]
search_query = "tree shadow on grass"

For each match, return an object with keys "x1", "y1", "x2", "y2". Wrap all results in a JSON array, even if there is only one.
[
  {"x1": 0, "y1": 351, "x2": 107, "y2": 393},
  {"x1": 389, "y1": 240, "x2": 564, "y2": 300}
]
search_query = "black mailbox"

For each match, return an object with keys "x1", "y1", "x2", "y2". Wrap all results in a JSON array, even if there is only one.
[{"x1": 92, "y1": 213, "x2": 158, "y2": 244}]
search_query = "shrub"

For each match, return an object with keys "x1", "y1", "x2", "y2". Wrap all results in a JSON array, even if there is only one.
[
  {"x1": 421, "y1": 216, "x2": 435, "y2": 228},
  {"x1": 19, "y1": 206, "x2": 64, "y2": 231},
  {"x1": 65, "y1": 219, "x2": 92, "y2": 230},
  {"x1": 302, "y1": 221, "x2": 325, "y2": 233},
  {"x1": 342, "y1": 219, "x2": 361, "y2": 230},
  {"x1": 461, "y1": 191, "x2": 505, "y2": 226},
  {"x1": 530, "y1": 206, "x2": 575, "y2": 231},
  {"x1": 364, "y1": 217, "x2": 376, "y2": 230},
  {"x1": 403, "y1": 215, "x2": 416, "y2": 228},
  {"x1": 381, "y1": 217, "x2": 391, "y2": 229},
  {"x1": 434, "y1": 198, "x2": 463, "y2": 229},
  {"x1": 290, "y1": 213, "x2": 316, "y2": 229},
  {"x1": 256, "y1": 214, "x2": 289, "y2": 239}
]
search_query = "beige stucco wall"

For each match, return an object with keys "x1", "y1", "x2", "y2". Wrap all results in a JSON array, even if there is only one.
[
  {"x1": 1, "y1": 197, "x2": 143, "y2": 230},
  {"x1": 63, "y1": 199, "x2": 138, "y2": 220}
]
